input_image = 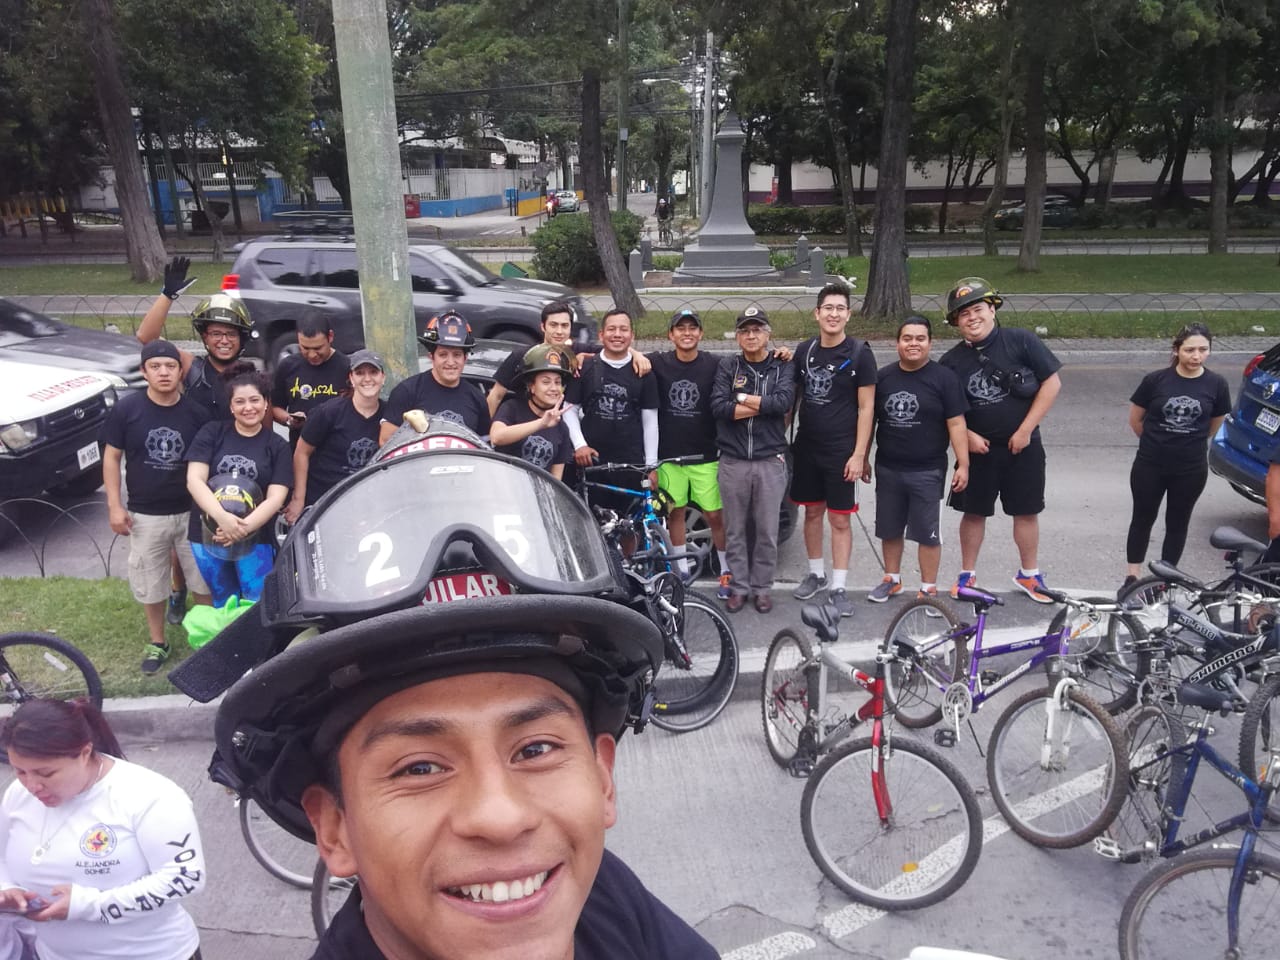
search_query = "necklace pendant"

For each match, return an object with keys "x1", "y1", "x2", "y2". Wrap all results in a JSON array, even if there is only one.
[{"x1": 30, "y1": 845, "x2": 45, "y2": 866}]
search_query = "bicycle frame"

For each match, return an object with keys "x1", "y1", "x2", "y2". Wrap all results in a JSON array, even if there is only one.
[
  {"x1": 1160, "y1": 603, "x2": 1276, "y2": 689},
  {"x1": 801, "y1": 645, "x2": 884, "y2": 756}
]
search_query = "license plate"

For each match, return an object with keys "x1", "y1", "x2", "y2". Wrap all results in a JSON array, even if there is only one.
[
  {"x1": 76, "y1": 442, "x2": 101, "y2": 470},
  {"x1": 1257, "y1": 408, "x2": 1280, "y2": 434}
]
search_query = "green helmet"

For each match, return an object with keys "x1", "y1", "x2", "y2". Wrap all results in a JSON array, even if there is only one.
[
  {"x1": 191, "y1": 294, "x2": 253, "y2": 339},
  {"x1": 945, "y1": 277, "x2": 1003, "y2": 324},
  {"x1": 519, "y1": 343, "x2": 573, "y2": 382}
]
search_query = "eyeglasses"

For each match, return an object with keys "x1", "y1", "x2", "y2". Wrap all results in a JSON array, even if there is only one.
[
  {"x1": 205, "y1": 331, "x2": 240, "y2": 342},
  {"x1": 736, "y1": 327, "x2": 769, "y2": 336},
  {"x1": 818, "y1": 305, "x2": 850, "y2": 315}
]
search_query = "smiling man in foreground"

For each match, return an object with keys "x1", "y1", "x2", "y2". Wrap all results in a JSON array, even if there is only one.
[{"x1": 169, "y1": 424, "x2": 717, "y2": 960}]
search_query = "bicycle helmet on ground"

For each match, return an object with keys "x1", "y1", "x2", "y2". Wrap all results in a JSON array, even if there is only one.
[
  {"x1": 945, "y1": 277, "x2": 1003, "y2": 325},
  {"x1": 201, "y1": 473, "x2": 263, "y2": 560},
  {"x1": 190, "y1": 294, "x2": 255, "y2": 352},
  {"x1": 169, "y1": 442, "x2": 661, "y2": 842},
  {"x1": 418, "y1": 312, "x2": 475, "y2": 352},
  {"x1": 518, "y1": 343, "x2": 573, "y2": 384}
]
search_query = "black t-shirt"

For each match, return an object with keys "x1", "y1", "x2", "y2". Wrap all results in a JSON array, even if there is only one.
[
  {"x1": 567, "y1": 355, "x2": 658, "y2": 464},
  {"x1": 873, "y1": 360, "x2": 969, "y2": 471},
  {"x1": 493, "y1": 347, "x2": 526, "y2": 392},
  {"x1": 939, "y1": 326, "x2": 1062, "y2": 442},
  {"x1": 649, "y1": 350, "x2": 721, "y2": 460},
  {"x1": 272, "y1": 352, "x2": 351, "y2": 441},
  {"x1": 299, "y1": 396, "x2": 386, "y2": 505},
  {"x1": 792, "y1": 336, "x2": 877, "y2": 451},
  {"x1": 309, "y1": 850, "x2": 718, "y2": 960},
  {"x1": 182, "y1": 357, "x2": 232, "y2": 423},
  {"x1": 493, "y1": 397, "x2": 573, "y2": 473},
  {"x1": 100, "y1": 391, "x2": 208, "y2": 515},
  {"x1": 384, "y1": 372, "x2": 492, "y2": 436},
  {"x1": 1131, "y1": 366, "x2": 1232, "y2": 471},
  {"x1": 184, "y1": 420, "x2": 293, "y2": 543}
]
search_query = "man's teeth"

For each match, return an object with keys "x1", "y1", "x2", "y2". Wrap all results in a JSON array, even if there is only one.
[{"x1": 450, "y1": 870, "x2": 548, "y2": 903}]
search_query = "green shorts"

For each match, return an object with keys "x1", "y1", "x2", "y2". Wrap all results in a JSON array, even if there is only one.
[{"x1": 658, "y1": 460, "x2": 722, "y2": 512}]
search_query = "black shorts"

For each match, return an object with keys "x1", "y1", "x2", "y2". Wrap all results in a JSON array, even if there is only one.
[
  {"x1": 874, "y1": 462, "x2": 945, "y2": 546},
  {"x1": 789, "y1": 442, "x2": 858, "y2": 513},
  {"x1": 948, "y1": 440, "x2": 1046, "y2": 518}
]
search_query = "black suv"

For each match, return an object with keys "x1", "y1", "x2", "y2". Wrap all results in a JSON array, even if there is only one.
[{"x1": 222, "y1": 234, "x2": 596, "y2": 370}]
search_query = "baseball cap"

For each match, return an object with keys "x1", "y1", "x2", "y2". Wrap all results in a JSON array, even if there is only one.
[
  {"x1": 669, "y1": 308, "x2": 702, "y2": 330},
  {"x1": 735, "y1": 306, "x2": 770, "y2": 330},
  {"x1": 348, "y1": 349, "x2": 385, "y2": 372}
]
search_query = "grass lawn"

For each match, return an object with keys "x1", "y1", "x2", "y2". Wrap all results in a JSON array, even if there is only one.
[
  {"x1": 1, "y1": 576, "x2": 197, "y2": 699},
  {"x1": 0, "y1": 264, "x2": 223, "y2": 297}
]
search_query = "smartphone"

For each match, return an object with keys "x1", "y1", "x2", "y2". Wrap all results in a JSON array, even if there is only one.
[{"x1": 0, "y1": 895, "x2": 48, "y2": 914}]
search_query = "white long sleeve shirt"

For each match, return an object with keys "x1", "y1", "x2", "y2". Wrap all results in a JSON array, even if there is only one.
[{"x1": 0, "y1": 756, "x2": 205, "y2": 960}]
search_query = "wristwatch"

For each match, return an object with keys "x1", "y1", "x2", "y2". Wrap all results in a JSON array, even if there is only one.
[{"x1": 736, "y1": 392, "x2": 748, "y2": 404}]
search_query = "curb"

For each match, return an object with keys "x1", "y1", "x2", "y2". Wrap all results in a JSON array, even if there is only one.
[{"x1": 104, "y1": 693, "x2": 220, "y2": 743}]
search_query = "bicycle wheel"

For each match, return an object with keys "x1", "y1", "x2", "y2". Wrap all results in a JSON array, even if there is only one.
[
  {"x1": 1114, "y1": 576, "x2": 1201, "y2": 638},
  {"x1": 648, "y1": 589, "x2": 739, "y2": 733},
  {"x1": 1107, "y1": 705, "x2": 1186, "y2": 859},
  {"x1": 310, "y1": 857, "x2": 358, "y2": 938},
  {"x1": 239, "y1": 797, "x2": 317, "y2": 889},
  {"x1": 986, "y1": 684, "x2": 1128, "y2": 848},
  {"x1": 1049, "y1": 599, "x2": 1150, "y2": 713},
  {"x1": 881, "y1": 598, "x2": 964, "y2": 729},
  {"x1": 1118, "y1": 849, "x2": 1280, "y2": 960},
  {"x1": 801, "y1": 736, "x2": 982, "y2": 910},
  {"x1": 1238, "y1": 674, "x2": 1280, "y2": 792},
  {"x1": 0, "y1": 632, "x2": 103, "y2": 731},
  {"x1": 760, "y1": 628, "x2": 814, "y2": 768}
]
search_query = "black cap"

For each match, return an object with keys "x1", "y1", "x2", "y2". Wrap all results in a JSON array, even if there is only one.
[
  {"x1": 140, "y1": 340, "x2": 182, "y2": 365},
  {"x1": 669, "y1": 308, "x2": 702, "y2": 330},
  {"x1": 348, "y1": 349, "x2": 385, "y2": 372},
  {"x1": 735, "y1": 306, "x2": 770, "y2": 330}
]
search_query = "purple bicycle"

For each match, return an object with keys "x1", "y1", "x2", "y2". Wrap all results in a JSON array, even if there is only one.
[{"x1": 880, "y1": 585, "x2": 1129, "y2": 848}]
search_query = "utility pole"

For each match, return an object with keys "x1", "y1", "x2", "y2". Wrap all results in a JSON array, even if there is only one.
[
  {"x1": 616, "y1": 0, "x2": 629, "y2": 210},
  {"x1": 331, "y1": 0, "x2": 417, "y2": 387},
  {"x1": 700, "y1": 30, "x2": 717, "y2": 224}
]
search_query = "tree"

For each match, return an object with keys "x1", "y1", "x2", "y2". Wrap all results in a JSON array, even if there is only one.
[
  {"x1": 1016, "y1": 0, "x2": 1053, "y2": 272},
  {"x1": 862, "y1": 0, "x2": 919, "y2": 319},
  {"x1": 80, "y1": 0, "x2": 167, "y2": 280}
]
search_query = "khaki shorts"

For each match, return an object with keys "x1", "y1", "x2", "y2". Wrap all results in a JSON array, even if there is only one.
[{"x1": 126, "y1": 512, "x2": 208, "y2": 604}]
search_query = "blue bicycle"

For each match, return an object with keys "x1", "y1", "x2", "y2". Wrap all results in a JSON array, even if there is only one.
[{"x1": 1102, "y1": 681, "x2": 1280, "y2": 958}]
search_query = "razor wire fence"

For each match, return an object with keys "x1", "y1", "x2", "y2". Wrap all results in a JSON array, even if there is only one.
[{"x1": 0, "y1": 495, "x2": 121, "y2": 579}]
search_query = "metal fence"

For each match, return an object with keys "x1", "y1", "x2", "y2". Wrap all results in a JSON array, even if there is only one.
[{"x1": 0, "y1": 495, "x2": 120, "y2": 579}]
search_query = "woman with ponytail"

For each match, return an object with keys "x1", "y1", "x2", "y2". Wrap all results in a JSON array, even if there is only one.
[{"x1": 0, "y1": 699, "x2": 206, "y2": 960}]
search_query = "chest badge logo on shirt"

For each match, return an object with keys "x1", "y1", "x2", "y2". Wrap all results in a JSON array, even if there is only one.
[
  {"x1": 216, "y1": 454, "x2": 259, "y2": 480},
  {"x1": 144, "y1": 426, "x2": 185, "y2": 465},
  {"x1": 347, "y1": 437, "x2": 378, "y2": 470},
  {"x1": 805, "y1": 366, "x2": 834, "y2": 400},
  {"x1": 1163, "y1": 395, "x2": 1202, "y2": 430},
  {"x1": 522, "y1": 434, "x2": 555, "y2": 468},
  {"x1": 433, "y1": 409, "x2": 465, "y2": 426},
  {"x1": 883, "y1": 390, "x2": 920, "y2": 422},
  {"x1": 595, "y1": 382, "x2": 630, "y2": 419},
  {"x1": 733, "y1": 374, "x2": 748, "y2": 390},
  {"x1": 669, "y1": 379, "x2": 700, "y2": 413},
  {"x1": 80, "y1": 824, "x2": 117, "y2": 859},
  {"x1": 967, "y1": 370, "x2": 1008, "y2": 403}
]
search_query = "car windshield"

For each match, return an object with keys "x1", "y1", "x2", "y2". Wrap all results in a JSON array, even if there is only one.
[
  {"x1": 431, "y1": 247, "x2": 499, "y2": 287},
  {"x1": 0, "y1": 301, "x2": 62, "y2": 346}
]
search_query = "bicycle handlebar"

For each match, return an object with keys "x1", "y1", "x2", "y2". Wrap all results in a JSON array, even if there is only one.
[{"x1": 581, "y1": 455, "x2": 706, "y2": 474}]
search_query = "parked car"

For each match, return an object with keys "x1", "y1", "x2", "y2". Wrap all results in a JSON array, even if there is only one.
[
  {"x1": 553, "y1": 189, "x2": 581, "y2": 213},
  {"x1": 1209, "y1": 341, "x2": 1280, "y2": 504},
  {"x1": 0, "y1": 298, "x2": 146, "y2": 392},
  {"x1": 0, "y1": 358, "x2": 121, "y2": 526},
  {"x1": 993, "y1": 194, "x2": 1075, "y2": 231},
  {"x1": 220, "y1": 234, "x2": 597, "y2": 370}
]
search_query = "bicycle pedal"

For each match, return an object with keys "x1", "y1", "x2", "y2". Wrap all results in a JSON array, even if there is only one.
[
  {"x1": 788, "y1": 755, "x2": 816, "y2": 779},
  {"x1": 980, "y1": 670, "x2": 1001, "y2": 687},
  {"x1": 933, "y1": 728, "x2": 957, "y2": 748},
  {"x1": 1093, "y1": 836, "x2": 1124, "y2": 861}
]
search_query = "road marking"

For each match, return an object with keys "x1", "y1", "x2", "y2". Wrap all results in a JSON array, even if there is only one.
[{"x1": 721, "y1": 932, "x2": 818, "y2": 960}]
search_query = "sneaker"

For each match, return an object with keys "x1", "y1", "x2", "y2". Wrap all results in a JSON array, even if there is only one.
[
  {"x1": 828, "y1": 588, "x2": 855, "y2": 618},
  {"x1": 140, "y1": 642, "x2": 170, "y2": 675},
  {"x1": 717, "y1": 572, "x2": 734, "y2": 600},
  {"x1": 793, "y1": 572, "x2": 828, "y2": 600},
  {"x1": 165, "y1": 587, "x2": 187, "y2": 626},
  {"x1": 917, "y1": 587, "x2": 943, "y2": 617},
  {"x1": 867, "y1": 577, "x2": 902, "y2": 603},
  {"x1": 950, "y1": 571, "x2": 975, "y2": 600},
  {"x1": 1119, "y1": 574, "x2": 1138, "y2": 596},
  {"x1": 1013, "y1": 570, "x2": 1054, "y2": 604}
]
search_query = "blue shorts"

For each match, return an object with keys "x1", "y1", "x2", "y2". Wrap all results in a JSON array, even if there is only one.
[{"x1": 191, "y1": 541, "x2": 275, "y2": 607}]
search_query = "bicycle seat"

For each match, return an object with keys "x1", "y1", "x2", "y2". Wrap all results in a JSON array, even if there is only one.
[
  {"x1": 800, "y1": 601, "x2": 840, "y2": 645},
  {"x1": 1208, "y1": 525, "x2": 1268, "y2": 557},
  {"x1": 955, "y1": 584, "x2": 1003, "y2": 611},
  {"x1": 1148, "y1": 560, "x2": 1205, "y2": 592},
  {"x1": 1176, "y1": 681, "x2": 1235, "y2": 715}
]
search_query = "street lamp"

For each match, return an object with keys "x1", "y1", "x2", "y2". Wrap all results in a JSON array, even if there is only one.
[{"x1": 641, "y1": 76, "x2": 697, "y2": 217}]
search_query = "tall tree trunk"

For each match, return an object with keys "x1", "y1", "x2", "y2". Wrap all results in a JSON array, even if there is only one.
[
  {"x1": 1162, "y1": 107, "x2": 1196, "y2": 207},
  {"x1": 776, "y1": 148, "x2": 793, "y2": 204},
  {"x1": 223, "y1": 140, "x2": 244, "y2": 234},
  {"x1": 140, "y1": 116, "x2": 166, "y2": 236},
  {"x1": 1207, "y1": 45, "x2": 1229, "y2": 254},
  {"x1": 862, "y1": 0, "x2": 918, "y2": 320},
  {"x1": 1017, "y1": 0, "x2": 1049, "y2": 273},
  {"x1": 1253, "y1": 157, "x2": 1279, "y2": 205},
  {"x1": 160, "y1": 119, "x2": 185, "y2": 238},
  {"x1": 80, "y1": 0, "x2": 166, "y2": 281},
  {"x1": 184, "y1": 138, "x2": 224, "y2": 262},
  {"x1": 580, "y1": 67, "x2": 641, "y2": 317},
  {"x1": 981, "y1": 10, "x2": 1016, "y2": 257},
  {"x1": 812, "y1": 57, "x2": 862, "y2": 257}
]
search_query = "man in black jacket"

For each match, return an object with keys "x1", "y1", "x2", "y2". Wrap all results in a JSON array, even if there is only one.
[{"x1": 710, "y1": 308, "x2": 796, "y2": 613}]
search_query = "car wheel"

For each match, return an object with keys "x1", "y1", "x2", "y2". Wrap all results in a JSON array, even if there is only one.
[
  {"x1": 269, "y1": 330, "x2": 300, "y2": 373},
  {"x1": 493, "y1": 328, "x2": 537, "y2": 347},
  {"x1": 683, "y1": 505, "x2": 720, "y2": 578}
]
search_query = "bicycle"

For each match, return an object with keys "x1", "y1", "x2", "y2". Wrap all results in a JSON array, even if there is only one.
[
  {"x1": 311, "y1": 859, "x2": 358, "y2": 937},
  {"x1": 879, "y1": 586, "x2": 1130, "y2": 848},
  {"x1": 1097, "y1": 682, "x2": 1280, "y2": 959},
  {"x1": 759, "y1": 600, "x2": 982, "y2": 909},
  {"x1": 657, "y1": 217, "x2": 674, "y2": 246},
  {"x1": 0, "y1": 631, "x2": 102, "y2": 732},
  {"x1": 238, "y1": 796, "x2": 320, "y2": 889}
]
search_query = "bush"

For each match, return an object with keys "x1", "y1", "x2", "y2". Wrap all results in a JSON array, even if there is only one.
[
  {"x1": 651, "y1": 254, "x2": 682, "y2": 271},
  {"x1": 531, "y1": 210, "x2": 645, "y2": 285},
  {"x1": 1229, "y1": 204, "x2": 1280, "y2": 230},
  {"x1": 904, "y1": 205, "x2": 934, "y2": 232},
  {"x1": 769, "y1": 249, "x2": 797, "y2": 270},
  {"x1": 746, "y1": 204, "x2": 867, "y2": 235}
]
